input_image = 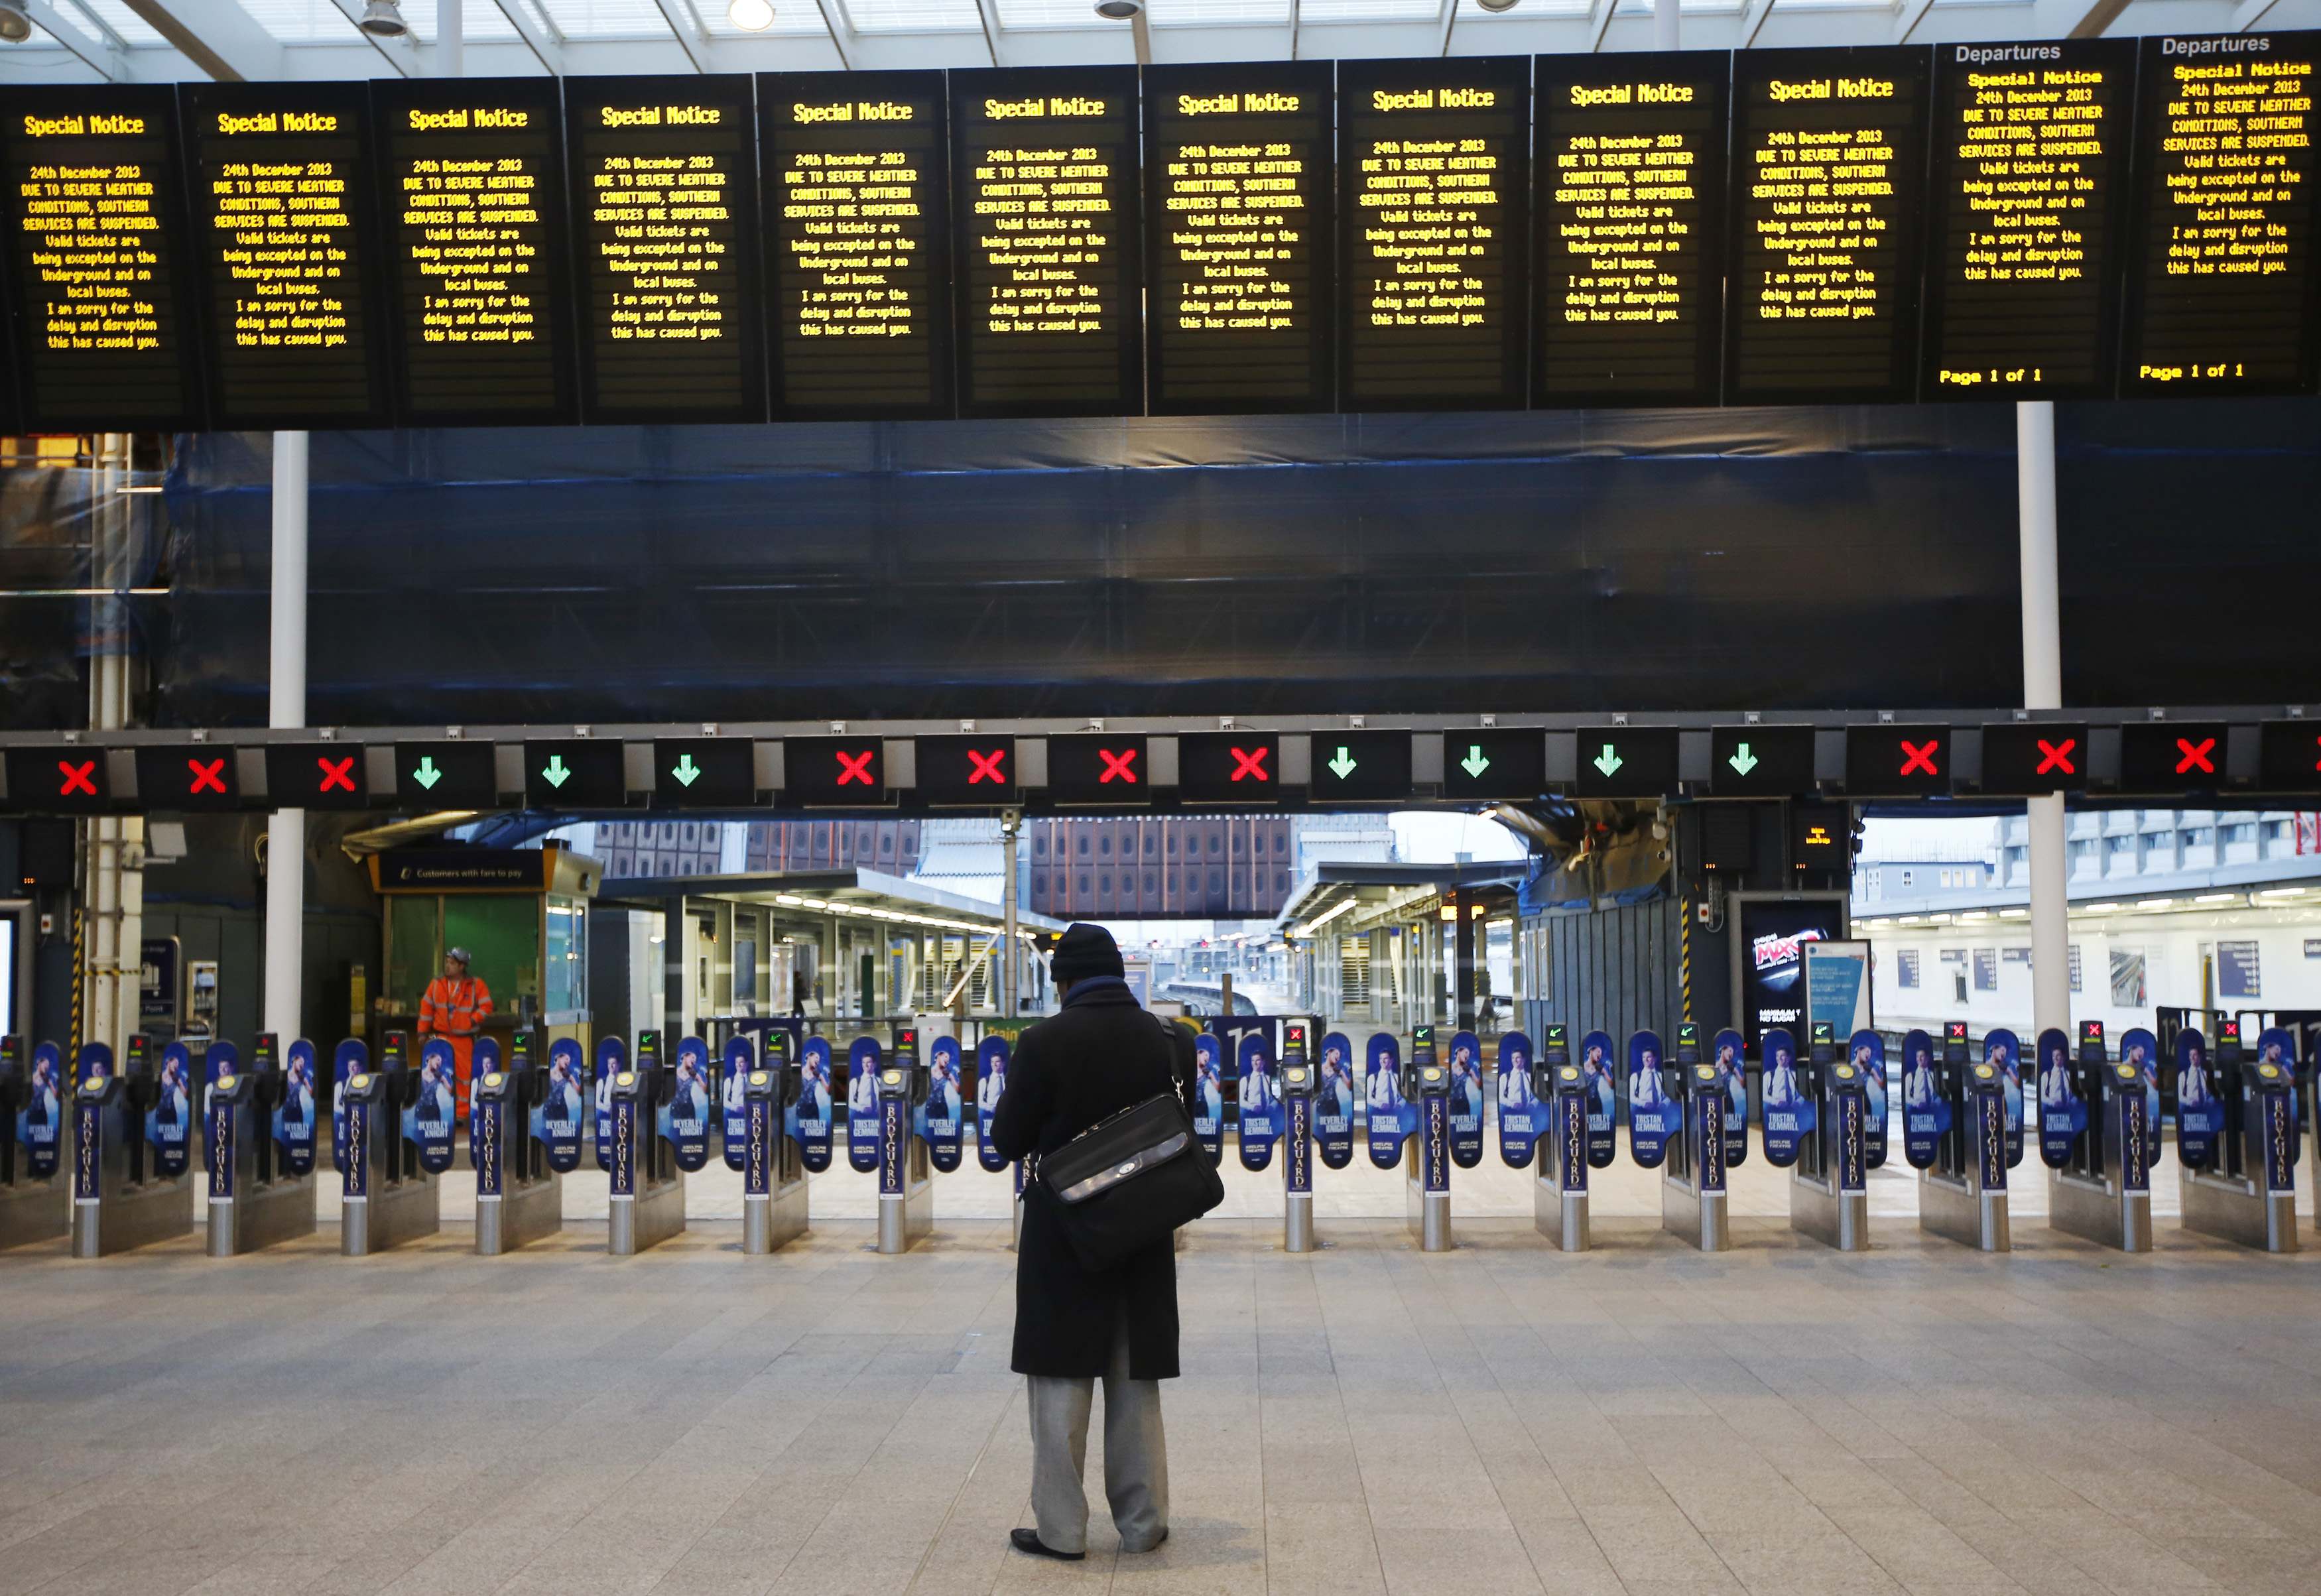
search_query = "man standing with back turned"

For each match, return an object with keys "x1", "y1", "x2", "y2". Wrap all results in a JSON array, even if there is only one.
[{"x1": 990, "y1": 923, "x2": 1197, "y2": 1562}]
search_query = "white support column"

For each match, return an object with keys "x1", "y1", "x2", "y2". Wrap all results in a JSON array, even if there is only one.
[
  {"x1": 440, "y1": 0, "x2": 463, "y2": 78},
  {"x1": 2018, "y1": 401, "x2": 2070, "y2": 1037},
  {"x1": 265, "y1": 432, "x2": 309, "y2": 1043},
  {"x1": 1001, "y1": 812, "x2": 1020, "y2": 1017},
  {"x1": 1655, "y1": 0, "x2": 1680, "y2": 51}
]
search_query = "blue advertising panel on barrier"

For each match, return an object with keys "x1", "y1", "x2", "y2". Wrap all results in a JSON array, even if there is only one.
[
  {"x1": 846, "y1": 1037, "x2": 883, "y2": 1174},
  {"x1": 2174, "y1": 1029, "x2": 2221, "y2": 1170},
  {"x1": 1626, "y1": 1030, "x2": 1677, "y2": 1169},
  {"x1": 19, "y1": 1041, "x2": 62, "y2": 1180},
  {"x1": 1713, "y1": 1028, "x2": 1748, "y2": 1165},
  {"x1": 924, "y1": 1035, "x2": 964, "y2": 1174},
  {"x1": 1447, "y1": 1030, "x2": 1485, "y2": 1170},
  {"x1": 1579, "y1": 1030, "x2": 1617, "y2": 1167},
  {"x1": 2036, "y1": 1027, "x2": 2082, "y2": 1167},
  {"x1": 540, "y1": 1038, "x2": 586, "y2": 1172},
  {"x1": 332, "y1": 1039, "x2": 367, "y2": 1175},
  {"x1": 1364, "y1": 1032, "x2": 1406, "y2": 1169},
  {"x1": 664, "y1": 1036, "x2": 712, "y2": 1172},
  {"x1": 1900, "y1": 1028, "x2": 1944, "y2": 1170},
  {"x1": 1759, "y1": 1027, "x2": 1810, "y2": 1167},
  {"x1": 1850, "y1": 1030, "x2": 1889, "y2": 1169},
  {"x1": 796, "y1": 1036, "x2": 835, "y2": 1172},
  {"x1": 1236, "y1": 1032, "x2": 1279, "y2": 1172},
  {"x1": 2119, "y1": 1026, "x2": 2163, "y2": 1168},
  {"x1": 721, "y1": 1034, "x2": 755, "y2": 1171},
  {"x1": 411, "y1": 1038, "x2": 459, "y2": 1174},
  {"x1": 592, "y1": 1036, "x2": 625, "y2": 1173},
  {"x1": 1315, "y1": 1032, "x2": 1356, "y2": 1170},
  {"x1": 149, "y1": 1041, "x2": 192, "y2": 1178},
  {"x1": 277, "y1": 1038, "x2": 318, "y2": 1176},
  {"x1": 1192, "y1": 1032, "x2": 1225, "y2": 1164},
  {"x1": 975, "y1": 1036, "x2": 1011, "y2": 1172},
  {"x1": 1495, "y1": 1031, "x2": 1538, "y2": 1168},
  {"x1": 1983, "y1": 1026, "x2": 2025, "y2": 1166}
]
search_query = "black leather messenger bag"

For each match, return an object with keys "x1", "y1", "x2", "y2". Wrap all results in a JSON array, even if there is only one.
[{"x1": 1032, "y1": 1089, "x2": 1224, "y2": 1271}]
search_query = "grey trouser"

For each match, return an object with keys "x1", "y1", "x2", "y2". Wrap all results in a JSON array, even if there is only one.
[{"x1": 1026, "y1": 1316, "x2": 1168, "y2": 1555}]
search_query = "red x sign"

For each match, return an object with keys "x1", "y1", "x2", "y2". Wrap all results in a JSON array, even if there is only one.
[
  {"x1": 1098, "y1": 747, "x2": 1138, "y2": 784},
  {"x1": 56, "y1": 759, "x2": 97, "y2": 797},
  {"x1": 966, "y1": 748, "x2": 1006, "y2": 785},
  {"x1": 1228, "y1": 745, "x2": 1271, "y2": 784},
  {"x1": 2035, "y1": 738, "x2": 2076, "y2": 775},
  {"x1": 1899, "y1": 739, "x2": 1940, "y2": 776},
  {"x1": 2174, "y1": 737, "x2": 2216, "y2": 776},
  {"x1": 834, "y1": 749, "x2": 876, "y2": 786},
  {"x1": 316, "y1": 755, "x2": 358, "y2": 793},
  {"x1": 186, "y1": 757, "x2": 228, "y2": 795}
]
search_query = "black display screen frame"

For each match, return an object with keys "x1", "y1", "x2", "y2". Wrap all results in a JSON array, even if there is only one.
[
  {"x1": 179, "y1": 79, "x2": 392, "y2": 432},
  {"x1": 1338, "y1": 54, "x2": 1533, "y2": 414},
  {"x1": 1, "y1": 83, "x2": 206, "y2": 432},
  {"x1": 949, "y1": 64, "x2": 1144, "y2": 420},
  {"x1": 1921, "y1": 37, "x2": 2137, "y2": 403},
  {"x1": 564, "y1": 72, "x2": 767, "y2": 426},
  {"x1": 2120, "y1": 32, "x2": 2321, "y2": 399},
  {"x1": 1142, "y1": 58, "x2": 1337, "y2": 417},
  {"x1": 759, "y1": 68, "x2": 954, "y2": 422},
  {"x1": 1531, "y1": 50, "x2": 1731, "y2": 410},
  {"x1": 1724, "y1": 44, "x2": 1933, "y2": 407},
  {"x1": 371, "y1": 74, "x2": 580, "y2": 428}
]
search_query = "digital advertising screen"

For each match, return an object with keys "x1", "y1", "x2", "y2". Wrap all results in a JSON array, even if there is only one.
[
  {"x1": 374, "y1": 76, "x2": 578, "y2": 426},
  {"x1": 1339, "y1": 56, "x2": 1531, "y2": 411},
  {"x1": 566, "y1": 74, "x2": 764, "y2": 424},
  {"x1": 2123, "y1": 32, "x2": 2321, "y2": 396},
  {"x1": 761, "y1": 70, "x2": 952, "y2": 420},
  {"x1": 1923, "y1": 39, "x2": 2136, "y2": 399},
  {"x1": 950, "y1": 66, "x2": 1141, "y2": 418},
  {"x1": 180, "y1": 81, "x2": 389, "y2": 430},
  {"x1": 1735, "y1": 895, "x2": 1847, "y2": 1060},
  {"x1": 1533, "y1": 52, "x2": 1728, "y2": 408},
  {"x1": 1143, "y1": 60, "x2": 1335, "y2": 415},
  {"x1": 1725, "y1": 46, "x2": 1931, "y2": 404},
  {"x1": 1, "y1": 86, "x2": 203, "y2": 430}
]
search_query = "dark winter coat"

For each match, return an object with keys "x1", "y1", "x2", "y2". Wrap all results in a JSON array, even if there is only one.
[{"x1": 989, "y1": 977, "x2": 1199, "y2": 1381}]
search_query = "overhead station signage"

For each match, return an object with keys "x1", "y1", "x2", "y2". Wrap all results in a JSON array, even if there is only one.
[
  {"x1": 4, "y1": 746, "x2": 110, "y2": 814},
  {"x1": 566, "y1": 74, "x2": 763, "y2": 424},
  {"x1": 951, "y1": 66, "x2": 1141, "y2": 418},
  {"x1": 375, "y1": 77, "x2": 577, "y2": 427},
  {"x1": 1533, "y1": 52, "x2": 1727, "y2": 408},
  {"x1": 1708, "y1": 725, "x2": 1816, "y2": 796},
  {"x1": 180, "y1": 81, "x2": 389, "y2": 430},
  {"x1": 1308, "y1": 729, "x2": 1412, "y2": 804},
  {"x1": 264, "y1": 743, "x2": 372, "y2": 810},
  {"x1": 1439, "y1": 729, "x2": 1546, "y2": 802},
  {"x1": 1979, "y1": 721, "x2": 2090, "y2": 795},
  {"x1": 1143, "y1": 61, "x2": 1335, "y2": 416},
  {"x1": 1338, "y1": 56, "x2": 1531, "y2": 412},
  {"x1": 2123, "y1": 33, "x2": 2321, "y2": 397},
  {"x1": 761, "y1": 70, "x2": 951, "y2": 421},
  {"x1": 783, "y1": 735, "x2": 886, "y2": 805},
  {"x1": 1844, "y1": 723, "x2": 1951, "y2": 797},
  {"x1": 135, "y1": 746, "x2": 239, "y2": 812},
  {"x1": 523, "y1": 738, "x2": 627, "y2": 809},
  {"x1": 2117, "y1": 719, "x2": 2229, "y2": 792},
  {"x1": 1, "y1": 86, "x2": 203, "y2": 430},
  {"x1": 652, "y1": 737, "x2": 756, "y2": 807},
  {"x1": 1573, "y1": 725, "x2": 1680, "y2": 799},
  {"x1": 1725, "y1": 46, "x2": 1931, "y2": 405},
  {"x1": 1924, "y1": 40, "x2": 2136, "y2": 399},
  {"x1": 1178, "y1": 732, "x2": 1279, "y2": 804},
  {"x1": 915, "y1": 735, "x2": 1019, "y2": 804},
  {"x1": 1046, "y1": 735, "x2": 1149, "y2": 806},
  {"x1": 394, "y1": 740, "x2": 499, "y2": 808}
]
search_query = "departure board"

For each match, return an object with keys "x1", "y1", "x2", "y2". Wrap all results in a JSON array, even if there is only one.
[
  {"x1": 1, "y1": 86, "x2": 202, "y2": 430},
  {"x1": 1143, "y1": 61, "x2": 1334, "y2": 415},
  {"x1": 1725, "y1": 47, "x2": 1931, "y2": 404},
  {"x1": 1924, "y1": 40, "x2": 2135, "y2": 399},
  {"x1": 1339, "y1": 56, "x2": 1531, "y2": 411},
  {"x1": 951, "y1": 66, "x2": 1141, "y2": 418},
  {"x1": 2123, "y1": 33, "x2": 2321, "y2": 397},
  {"x1": 1533, "y1": 52, "x2": 1728, "y2": 408},
  {"x1": 374, "y1": 77, "x2": 577, "y2": 426},
  {"x1": 180, "y1": 82, "x2": 388, "y2": 430},
  {"x1": 566, "y1": 75, "x2": 763, "y2": 424},
  {"x1": 761, "y1": 70, "x2": 952, "y2": 420}
]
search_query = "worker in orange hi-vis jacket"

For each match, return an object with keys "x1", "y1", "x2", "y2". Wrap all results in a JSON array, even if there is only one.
[{"x1": 418, "y1": 947, "x2": 493, "y2": 1120}]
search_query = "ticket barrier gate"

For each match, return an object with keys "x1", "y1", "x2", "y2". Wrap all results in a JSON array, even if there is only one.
[
  {"x1": 1659, "y1": 1026, "x2": 1731, "y2": 1252},
  {"x1": 1790, "y1": 1024, "x2": 1870, "y2": 1252},
  {"x1": 1533, "y1": 1028, "x2": 1590, "y2": 1251},
  {"x1": 2048, "y1": 1022, "x2": 2152, "y2": 1253},
  {"x1": 340, "y1": 1034, "x2": 441, "y2": 1255},
  {"x1": 474, "y1": 1035, "x2": 565, "y2": 1255},
  {"x1": 737, "y1": 1032, "x2": 810, "y2": 1255},
  {"x1": 1919, "y1": 1028, "x2": 2010, "y2": 1252},
  {"x1": 1404, "y1": 1027, "x2": 1454, "y2": 1253},
  {"x1": 72, "y1": 1037, "x2": 195, "y2": 1257},
  {"x1": 875, "y1": 1028, "x2": 933, "y2": 1255},
  {"x1": 1279, "y1": 1032, "x2": 1317, "y2": 1254},
  {"x1": 0, "y1": 1036, "x2": 66, "y2": 1250},
  {"x1": 609, "y1": 1031, "x2": 685, "y2": 1256},
  {"x1": 2178, "y1": 1024, "x2": 2298, "y2": 1253},
  {"x1": 205, "y1": 1034, "x2": 320, "y2": 1257}
]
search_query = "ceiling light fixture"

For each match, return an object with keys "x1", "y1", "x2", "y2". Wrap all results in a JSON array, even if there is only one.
[
  {"x1": 357, "y1": 0, "x2": 409, "y2": 36},
  {"x1": 0, "y1": 1, "x2": 32, "y2": 41},
  {"x1": 727, "y1": 0, "x2": 774, "y2": 28},
  {"x1": 1093, "y1": 0, "x2": 1141, "y2": 16},
  {"x1": 1476, "y1": 0, "x2": 1521, "y2": 10}
]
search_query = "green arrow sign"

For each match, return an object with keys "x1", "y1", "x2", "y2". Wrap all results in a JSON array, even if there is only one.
[
  {"x1": 1727, "y1": 742, "x2": 1759, "y2": 776},
  {"x1": 1327, "y1": 745, "x2": 1357, "y2": 780},
  {"x1": 411, "y1": 756, "x2": 442, "y2": 791},
  {"x1": 1593, "y1": 743, "x2": 1625, "y2": 778},
  {"x1": 1460, "y1": 745, "x2": 1491, "y2": 778},
  {"x1": 540, "y1": 755, "x2": 572, "y2": 789},
  {"x1": 670, "y1": 755, "x2": 702, "y2": 788}
]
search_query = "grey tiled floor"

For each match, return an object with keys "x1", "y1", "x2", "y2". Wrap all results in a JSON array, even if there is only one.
[{"x1": 3, "y1": 1215, "x2": 2317, "y2": 1596}]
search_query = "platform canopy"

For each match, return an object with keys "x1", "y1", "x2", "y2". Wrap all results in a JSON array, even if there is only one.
[
  {"x1": 1274, "y1": 859, "x2": 1529, "y2": 942},
  {"x1": 5, "y1": 0, "x2": 2298, "y2": 89},
  {"x1": 596, "y1": 865, "x2": 1066, "y2": 940}
]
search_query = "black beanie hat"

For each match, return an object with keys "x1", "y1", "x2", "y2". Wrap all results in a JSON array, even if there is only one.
[{"x1": 1050, "y1": 922, "x2": 1125, "y2": 987}]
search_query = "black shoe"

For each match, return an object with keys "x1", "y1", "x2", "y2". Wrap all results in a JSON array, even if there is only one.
[{"x1": 1011, "y1": 1529, "x2": 1084, "y2": 1562}]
